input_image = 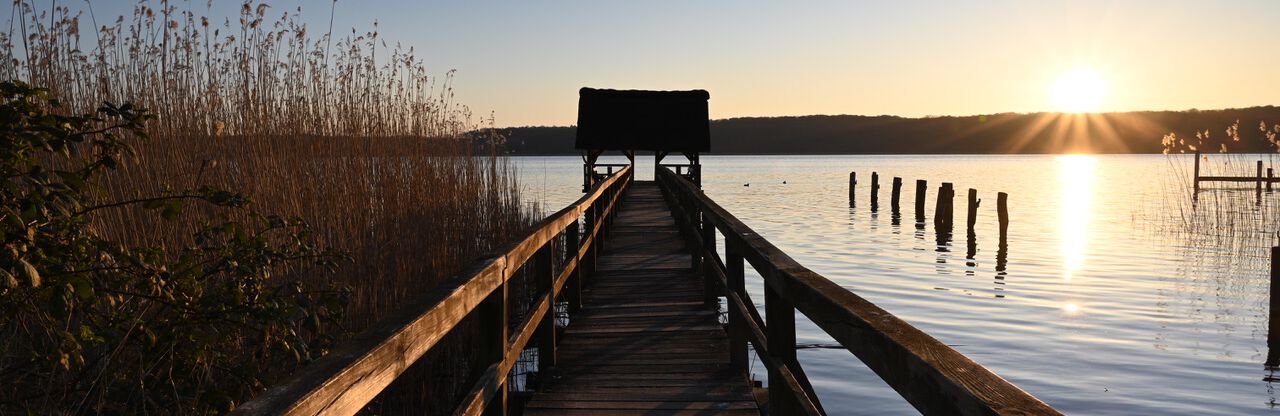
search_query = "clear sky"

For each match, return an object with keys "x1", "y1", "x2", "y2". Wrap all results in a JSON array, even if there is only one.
[{"x1": 58, "y1": 1, "x2": 1280, "y2": 127}]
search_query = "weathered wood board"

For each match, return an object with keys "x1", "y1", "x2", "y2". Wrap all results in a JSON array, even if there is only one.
[{"x1": 525, "y1": 183, "x2": 760, "y2": 416}]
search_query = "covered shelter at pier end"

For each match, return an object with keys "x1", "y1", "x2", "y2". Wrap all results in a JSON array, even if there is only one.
[{"x1": 575, "y1": 87, "x2": 711, "y2": 191}]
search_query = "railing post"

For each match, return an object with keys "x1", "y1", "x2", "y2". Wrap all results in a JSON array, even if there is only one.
[
  {"x1": 726, "y1": 241, "x2": 748, "y2": 375},
  {"x1": 601, "y1": 189, "x2": 611, "y2": 243},
  {"x1": 478, "y1": 271, "x2": 509, "y2": 415},
  {"x1": 564, "y1": 221, "x2": 582, "y2": 312},
  {"x1": 692, "y1": 197, "x2": 704, "y2": 271},
  {"x1": 701, "y1": 213, "x2": 717, "y2": 307},
  {"x1": 584, "y1": 198, "x2": 598, "y2": 284},
  {"x1": 765, "y1": 272, "x2": 800, "y2": 415},
  {"x1": 535, "y1": 244, "x2": 557, "y2": 373}
]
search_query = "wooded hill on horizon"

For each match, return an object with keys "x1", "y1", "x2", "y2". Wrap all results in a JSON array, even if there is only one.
[{"x1": 489, "y1": 106, "x2": 1280, "y2": 155}]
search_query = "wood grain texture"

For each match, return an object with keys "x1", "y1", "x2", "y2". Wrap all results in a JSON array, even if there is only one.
[{"x1": 526, "y1": 183, "x2": 761, "y2": 416}]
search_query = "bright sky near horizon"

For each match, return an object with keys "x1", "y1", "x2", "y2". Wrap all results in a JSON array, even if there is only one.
[{"x1": 58, "y1": 1, "x2": 1280, "y2": 127}]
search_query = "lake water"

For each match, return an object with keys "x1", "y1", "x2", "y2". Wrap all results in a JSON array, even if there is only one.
[{"x1": 513, "y1": 154, "x2": 1280, "y2": 415}]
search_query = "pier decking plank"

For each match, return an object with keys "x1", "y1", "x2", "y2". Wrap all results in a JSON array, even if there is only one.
[{"x1": 525, "y1": 182, "x2": 760, "y2": 415}]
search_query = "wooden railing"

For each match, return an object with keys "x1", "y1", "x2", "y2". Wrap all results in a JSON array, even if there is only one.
[
  {"x1": 233, "y1": 165, "x2": 633, "y2": 416},
  {"x1": 656, "y1": 167, "x2": 1061, "y2": 416},
  {"x1": 659, "y1": 163, "x2": 701, "y2": 186},
  {"x1": 584, "y1": 163, "x2": 630, "y2": 191}
]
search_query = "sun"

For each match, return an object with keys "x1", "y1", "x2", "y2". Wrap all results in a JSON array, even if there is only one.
[{"x1": 1051, "y1": 68, "x2": 1108, "y2": 113}]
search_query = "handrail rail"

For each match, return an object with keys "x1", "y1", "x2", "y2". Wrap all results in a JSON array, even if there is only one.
[
  {"x1": 233, "y1": 165, "x2": 634, "y2": 416},
  {"x1": 656, "y1": 167, "x2": 1060, "y2": 416}
]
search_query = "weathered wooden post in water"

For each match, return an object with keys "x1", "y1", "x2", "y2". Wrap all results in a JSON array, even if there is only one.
[
  {"x1": 891, "y1": 177, "x2": 903, "y2": 214},
  {"x1": 997, "y1": 192, "x2": 1009, "y2": 242},
  {"x1": 849, "y1": 172, "x2": 856, "y2": 207},
  {"x1": 871, "y1": 172, "x2": 880, "y2": 212},
  {"x1": 966, "y1": 188, "x2": 979, "y2": 233},
  {"x1": 915, "y1": 179, "x2": 927, "y2": 221},
  {"x1": 934, "y1": 183, "x2": 954, "y2": 230},
  {"x1": 1269, "y1": 246, "x2": 1280, "y2": 367}
]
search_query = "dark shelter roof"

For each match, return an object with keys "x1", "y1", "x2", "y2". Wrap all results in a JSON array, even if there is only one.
[{"x1": 575, "y1": 87, "x2": 711, "y2": 152}]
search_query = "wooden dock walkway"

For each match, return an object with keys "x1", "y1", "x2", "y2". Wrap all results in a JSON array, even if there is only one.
[
  {"x1": 236, "y1": 165, "x2": 1060, "y2": 416},
  {"x1": 525, "y1": 182, "x2": 759, "y2": 415}
]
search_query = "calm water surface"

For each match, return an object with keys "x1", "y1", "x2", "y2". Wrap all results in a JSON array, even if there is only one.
[{"x1": 514, "y1": 155, "x2": 1280, "y2": 415}]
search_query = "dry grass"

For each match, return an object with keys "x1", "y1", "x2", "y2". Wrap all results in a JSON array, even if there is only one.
[
  {"x1": 1157, "y1": 122, "x2": 1280, "y2": 276},
  {"x1": 3, "y1": 0, "x2": 533, "y2": 412}
]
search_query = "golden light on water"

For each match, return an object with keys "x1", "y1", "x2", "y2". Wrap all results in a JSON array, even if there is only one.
[
  {"x1": 1058, "y1": 155, "x2": 1097, "y2": 282},
  {"x1": 1062, "y1": 302, "x2": 1082, "y2": 315}
]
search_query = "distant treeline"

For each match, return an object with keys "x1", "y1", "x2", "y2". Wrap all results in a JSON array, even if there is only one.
[{"x1": 490, "y1": 106, "x2": 1280, "y2": 154}]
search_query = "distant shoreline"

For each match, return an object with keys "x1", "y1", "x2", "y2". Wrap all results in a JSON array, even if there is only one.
[
  {"x1": 486, "y1": 106, "x2": 1280, "y2": 155},
  {"x1": 502, "y1": 152, "x2": 1209, "y2": 156}
]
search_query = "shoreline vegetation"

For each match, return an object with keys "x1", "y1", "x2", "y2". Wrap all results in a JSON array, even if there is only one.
[
  {"x1": 1, "y1": 1, "x2": 531, "y2": 414},
  {"x1": 494, "y1": 106, "x2": 1280, "y2": 155}
]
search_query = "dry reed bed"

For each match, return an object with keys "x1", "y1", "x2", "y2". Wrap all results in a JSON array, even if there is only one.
[
  {"x1": 1151, "y1": 123, "x2": 1280, "y2": 338},
  {"x1": 3, "y1": 1, "x2": 533, "y2": 412}
]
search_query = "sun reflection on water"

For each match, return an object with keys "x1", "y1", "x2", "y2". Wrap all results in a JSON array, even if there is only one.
[
  {"x1": 1058, "y1": 155, "x2": 1097, "y2": 283},
  {"x1": 1062, "y1": 302, "x2": 1082, "y2": 315}
]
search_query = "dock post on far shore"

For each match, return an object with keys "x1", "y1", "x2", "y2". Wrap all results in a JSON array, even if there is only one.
[
  {"x1": 1258, "y1": 161, "x2": 1265, "y2": 201},
  {"x1": 1193, "y1": 149, "x2": 1201, "y2": 195}
]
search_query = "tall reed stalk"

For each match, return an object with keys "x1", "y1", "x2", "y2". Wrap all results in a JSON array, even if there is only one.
[{"x1": 2, "y1": 1, "x2": 533, "y2": 412}]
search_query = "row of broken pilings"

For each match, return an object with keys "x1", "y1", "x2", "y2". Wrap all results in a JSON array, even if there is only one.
[
  {"x1": 849, "y1": 171, "x2": 1008, "y2": 239},
  {"x1": 850, "y1": 171, "x2": 1010, "y2": 274}
]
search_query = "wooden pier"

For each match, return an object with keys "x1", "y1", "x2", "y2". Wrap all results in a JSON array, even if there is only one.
[
  {"x1": 234, "y1": 165, "x2": 1059, "y2": 416},
  {"x1": 234, "y1": 88, "x2": 1057, "y2": 415},
  {"x1": 525, "y1": 181, "x2": 758, "y2": 415}
]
